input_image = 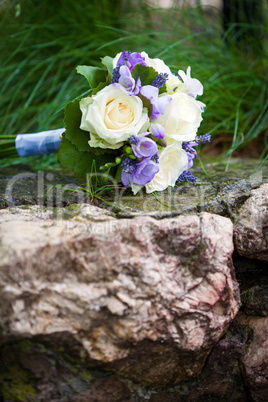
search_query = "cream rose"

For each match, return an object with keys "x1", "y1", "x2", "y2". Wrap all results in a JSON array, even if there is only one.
[
  {"x1": 140, "y1": 52, "x2": 185, "y2": 95},
  {"x1": 112, "y1": 52, "x2": 122, "y2": 68},
  {"x1": 140, "y1": 51, "x2": 171, "y2": 75},
  {"x1": 156, "y1": 92, "x2": 203, "y2": 143},
  {"x1": 165, "y1": 74, "x2": 183, "y2": 95},
  {"x1": 80, "y1": 86, "x2": 149, "y2": 149},
  {"x1": 145, "y1": 142, "x2": 188, "y2": 193}
]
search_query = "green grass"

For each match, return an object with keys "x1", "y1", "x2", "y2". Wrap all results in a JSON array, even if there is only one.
[{"x1": 0, "y1": 0, "x2": 267, "y2": 169}]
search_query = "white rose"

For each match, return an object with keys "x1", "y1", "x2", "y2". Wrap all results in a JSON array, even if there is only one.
[
  {"x1": 165, "y1": 73, "x2": 183, "y2": 94},
  {"x1": 140, "y1": 51, "x2": 171, "y2": 76},
  {"x1": 113, "y1": 52, "x2": 121, "y2": 68},
  {"x1": 80, "y1": 86, "x2": 149, "y2": 149},
  {"x1": 145, "y1": 143, "x2": 188, "y2": 193},
  {"x1": 156, "y1": 92, "x2": 203, "y2": 143}
]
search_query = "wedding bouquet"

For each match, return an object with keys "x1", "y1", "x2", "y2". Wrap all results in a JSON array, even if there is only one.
[
  {"x1": 1, "y1": 50, "x2": 210, "y2": 193},
  {"x1": 57, "y1": 50, "x2": 210, "y2": 194}
]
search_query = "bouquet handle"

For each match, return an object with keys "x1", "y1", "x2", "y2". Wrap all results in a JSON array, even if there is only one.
[{"x1": 15, "y1": 128, "x2": 64, "y2": 157}]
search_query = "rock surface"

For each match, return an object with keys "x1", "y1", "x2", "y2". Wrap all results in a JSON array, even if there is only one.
[
  {"x1": 0, "y1": 159, "x2": 267, "y2": 401},
  {"x1": 234, "y1": 254, "x2": 268, "y2": 316},
  {"x1": 149, "y1": 316, "x2": 251, "y2": 401},
  {"x1": 0, "y1": 205, "x2": 239, "y2": 389},
  {"x1": 148, "y1": 312, "x2": 268, "y2": 402},
  {"x1": 96, "y1": 159, "x2": 267, "y2": 219},
  {"x1": 1, "y1": 313, "x2": 267, "y2": 401},
  {"x1": 237, "y1": 314, "x2": 268, "y2": 402},
  {"x1": 0, "y1": 160, "x2": 267, "y2": 219},
  {"x1": 234, "y1": 183, "x2": 268, "y2": 261},
  {"x1": 0, "y1": 164, "x2": 84, "y2": 209}
]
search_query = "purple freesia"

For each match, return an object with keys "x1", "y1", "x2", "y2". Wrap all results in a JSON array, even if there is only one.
[
  {"x1": 129, "y1": 133, "x2": 158, "y2": 159},
  {"x1": 140, "y1": 85, "x2": 172, "y2": 121},
  {"x1": 116, "y1": 51, "x2": 147, "y2": 72},
  {"x1": 182, "y1": 141, "x2": 198, "y2": 169},
  {"x1": 113, "y1": 65, "x2": 141, "y2": 95},
  {"x1": 150, "y1": 123, "x2": 165, "y2": 139},
  {"x1": 121, "y1": 157, "x2": 159, "y2": 186},
  {"x1": 187, "y1": 151, "x2": 196, "y2": 169}
]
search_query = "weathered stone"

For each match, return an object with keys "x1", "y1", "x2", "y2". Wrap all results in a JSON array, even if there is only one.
[
  {"x1": 234, "y1": 254, "x2": 268, "y2": 316},
  {"x1": 0, "y1": 159, "x2": 267, "y2": 400},
  {"x1": 0, "y1": 339, "x2": 133, "y2": 402},
  {"x1": 238, "y1": 313, "x2": 268, "y2": 402},
  {"x1": 234, "y1": 183, "x2": 268, "y2": 261},
  {"x1": 0, "y1": 159, "x2": 267, "y2": 219},
  {"x1": 148, "y1": 312, "x2": 268, "y2": 402},
  {"x1": 149, "y1": 317, "x2": 251, "y2": 401},
  {"x1": 2, "y1": 313, "x2": 266, "y2": 402},
  {"x1": 102, "y1": 160, "x2": 265, "y2": 219},
  {"x1": 0, "y1": 164, "x2": 85, "y2": 209},
  {"x1": 0, "y1": 205, "x2": 239, "y2": 388}
]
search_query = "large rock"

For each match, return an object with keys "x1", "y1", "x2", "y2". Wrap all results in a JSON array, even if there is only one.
[
  {"x1": 234, "y1": 183, "x2": 268, "y2": 261},
  {"x1": 0, "y1": 205, "x2": 239, "y2": 388},
  {"x1": 0, "y1": 159, "x2": 267, "y2": 400}
]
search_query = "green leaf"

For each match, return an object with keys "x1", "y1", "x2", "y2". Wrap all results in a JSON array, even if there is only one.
[
  {"x1": 131, "y1": 65, "x2": 158, "y2": 87},
  {"x1": 101, "y1": 56, "x2": 114, "y2": 83},
  {"x1": 159, "y1": 83, "x2": 167, "y2": 95},
  {"x1": 58, "y1": 135, "x2": 94, "y2": 179},
  {"x1": 115, "y1": 165, "x2": 123, "y2": 183},
  {"x1": 92, "y1": 82, "x2": 106, "y2": 95},
  {"x1": 64, "y1": 99, "x2": 91, "y2": 152},
  {"x1": 76, "y1": 65, "x2": 107, "y2": 89},
  {"x1": 64, "y1": 99, "x2": 116, "y2": 156},
  {"x1": 138, "y1": 93, "x2": 153, "y2": 116},
  {"x1": 58, "y1": 135, "x2": 115, "y2": 180}
]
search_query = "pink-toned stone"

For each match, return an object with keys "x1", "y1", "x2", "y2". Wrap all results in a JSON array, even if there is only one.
[
  {"x1": 0, "y1": 206, "x2": 239, "y2": 386},
  {"x1": 234, "y1": 183, "x2": 268, "y2": 261}
]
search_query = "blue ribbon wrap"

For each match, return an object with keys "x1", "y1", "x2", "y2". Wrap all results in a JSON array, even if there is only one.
[{"x1": 15, "y1": 128, "x2": 65, "y2": 157}]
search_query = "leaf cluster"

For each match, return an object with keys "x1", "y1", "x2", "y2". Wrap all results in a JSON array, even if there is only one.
[{"x1": 58, "y1": 99, "x2": 115, "y2": 179}]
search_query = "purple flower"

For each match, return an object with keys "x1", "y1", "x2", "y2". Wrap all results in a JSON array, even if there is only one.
[
  {"x1": 113, "y1": 65, "x2": 141, "y2": 95},
  {"x1": 181, "y1": 135, "x2": 210, "y2": 170},
  {"x1": 130, "y1": 133, "x2": 158, "y2": 159},
  {"x1": 140, "y1": 85, "x2": 172, "y2": 121},
  {"x1": 116, "y1": 51, "x2": 147, "y2": 72},
  {"x1": 182, "y1": 141, "x2": 198, "y2": 169},
  {"x1": 151, "y1": 73, "x2": 169, "y2": 89},
  {"x1": 121, "y1": 156, "x2": 137, "y2": 174},
  {"x1": 150, "y1": 123, "x2": 165, "y2": 139},
  {"x1": 187, "y1": 152, "x2": 196, "y2": 169},
  {"x1": 121, "y1": 157, "x2": 159, "y2": 186},
  {"x1": 177, "y1": 170, "x2": 197, "y2": 182},
  {"x1": 195, "y1": 134, "x2": 211, "y2": 144}
]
